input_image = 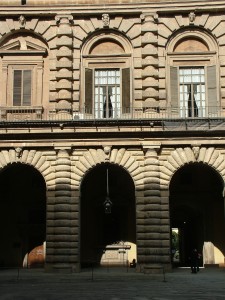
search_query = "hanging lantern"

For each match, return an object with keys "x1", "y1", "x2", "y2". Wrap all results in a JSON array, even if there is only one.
[{"x1": 103, "y1": 168, "x2": 112, "y2": 214}]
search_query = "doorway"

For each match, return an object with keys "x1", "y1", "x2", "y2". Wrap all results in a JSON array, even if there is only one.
[
  {"x1": 169, "y1": 163, "x2": 224, "y2": 267},
  {"x1": 80, "y1": 163, "x2": 136, "y2": 267},
  {"x1": 0, "y1": 163, "x2": 46, "y2": 268}
]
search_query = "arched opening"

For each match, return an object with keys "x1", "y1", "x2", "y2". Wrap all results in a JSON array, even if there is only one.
[
  {"x1": 0, "y1": 163, "x2": 46, "y2": 268},
  {"x1": 80, "y1": 163, "x2": 136, "y2": 268},
  {"x1": 169, "y1": 163, "x2": 225, "y2": 267}
]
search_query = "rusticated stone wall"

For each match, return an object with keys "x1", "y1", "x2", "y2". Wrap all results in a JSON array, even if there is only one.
[
  {"x1": 55, "y1": 15, "x2": 73, "y2": 112},
  {"x1": 0, "y1": 145, "x2": 224, "y2": 272}
]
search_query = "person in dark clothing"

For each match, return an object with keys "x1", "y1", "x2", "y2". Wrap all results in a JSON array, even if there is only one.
[{"x1": 190, "y1": 248, "x2": 199, "y2": 273}]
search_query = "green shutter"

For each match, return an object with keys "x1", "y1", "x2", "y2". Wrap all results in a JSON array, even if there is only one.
[
  {"x1": 23, "y1": 70, "x2": 32, "y2": 106},
  {"x1": 170, "y1": 66, "x2": 179, "y2": 111},
  {"x1": 13, "y1": 70, "x2": 22, "y2": 106},
  {"x1": 207, "y1": 65, "x2": 217, "y2": 115},
  {"x1": 85, "y1": 68, "x2": 93, "y2": 114},
  {"x1": 122, "y1": 68, "x2": 130, "y2": 114}
]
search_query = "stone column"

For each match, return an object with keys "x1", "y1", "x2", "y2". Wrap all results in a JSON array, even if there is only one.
[
  {"x1": 46, "y1": 148, "x2": 78, "y2": 272},
  {"x1": 138, "y1": 145, "x2": 170, "y2": 272},
  {"x1": 141, "y1": 14, "x2": 159, "y2": 111},
  {"x1": 55, "y1": 15, "x2": 73, "y2": 117}
]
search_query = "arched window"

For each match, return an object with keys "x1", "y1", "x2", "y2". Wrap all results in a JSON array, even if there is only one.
[
  {"x1": 82, "y1": 33, "x2": 132, "y2": 119},
  {"x1": 167, "y1": 30, "x2": 219, "y2": 118},
  {"x1": 0, "y1": 33, "x2": 48, "y2": 120}
]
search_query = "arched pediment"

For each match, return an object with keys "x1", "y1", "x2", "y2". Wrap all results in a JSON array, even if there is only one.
[
  {"x1": 167, "y1": 29, "x2": 217, "y2": 53},
  {"x1": 82, "y1": 31, "x2": 132, "y2": 56},
  {"x1": 90, "y1": 39, "x2": 125, "y2": 55},
  {"x1": 173, "y1": 37, "x2": 209, "y2": 52}
]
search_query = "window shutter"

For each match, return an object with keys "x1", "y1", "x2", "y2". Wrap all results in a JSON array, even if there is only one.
[
  {"x1": 170, "y1": 66, "x2": 179, "y2": 111},
  {"x1": 85, "y1": 68, "x2": 93, "y2": 114},
  {"x1": 13, "y1": 70, "x2": 22, "y2": 106},
  {"x1": 207, "y1": 65, "x2": 217, "y2": 115},
  {"x1": 23, "y1": 70, "x2": 32, "y2": 106},
  {"x1": 122, "y1": 68, "x2": 130, "y2": 114}
]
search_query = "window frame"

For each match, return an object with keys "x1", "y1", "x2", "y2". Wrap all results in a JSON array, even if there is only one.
[
  {"x1": 94, "y1": 68, "x2": 121, "y2": 119},
  {"x1": 178, "y1": 66, "x2": 206, "y2": 118},
  {"x1": 81, "y1": 33, "x2": 132, "y2": 119},
  {"x1": 11, "y1": 66, "x2": 34, "y2": 107},
  {"x1": 167, "y1": 32, "x2": 219, "y2": 118}
]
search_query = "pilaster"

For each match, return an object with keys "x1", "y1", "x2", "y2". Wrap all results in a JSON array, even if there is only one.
[{"x1": 55, "y1": 15, "x2": 73, "y2": 115}]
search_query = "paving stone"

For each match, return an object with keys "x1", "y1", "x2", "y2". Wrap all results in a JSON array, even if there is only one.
[{"x1": 0, "y1": 268, "x2": 225, "y2": 299}]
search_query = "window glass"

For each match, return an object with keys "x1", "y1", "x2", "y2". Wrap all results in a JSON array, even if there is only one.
[
  {"x1": 94, "y1": 69, "x2": 121, "y2": 118},
  {"x1": 13, "y1": 69, "x2": 32, "y2": 106},
  {"x1": 179, "y1": 67, "x2": 205, "y2": 117}
]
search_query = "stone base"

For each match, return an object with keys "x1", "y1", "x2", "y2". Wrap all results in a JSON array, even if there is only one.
[
  {"x1": 45, "y1": 263, "x2": 80, "y2": 273},
  {"x1": 142, "y1": 264, "x2": 165, "y2": 274}
]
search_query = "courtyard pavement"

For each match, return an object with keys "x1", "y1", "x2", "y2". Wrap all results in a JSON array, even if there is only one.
[{"x1": 0, "y1": 266, "x2": 225, "y2": 299}]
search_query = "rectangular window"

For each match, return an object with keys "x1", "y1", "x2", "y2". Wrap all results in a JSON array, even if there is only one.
[
  {"x1": 179, "y1": 67, "x2": 205, "y2": 117},
  {"x1": 94, "y1": 69, "x2": 120, "y2": 118},
  {"x1": 13, "y1": 69, "x2": 32, "y2": 106}
]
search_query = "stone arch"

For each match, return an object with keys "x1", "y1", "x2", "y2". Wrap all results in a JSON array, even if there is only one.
[
  {"x1": 74, "y1": 16, "x2": 140, "y2": 51},
  {"x1": 72, "y1": 148, "x2": 143, "y2": 191},
  {"x1": 0, "y1": 30, "x2": 50, "y2": 51},
  {"x1": 82, "y1": 30, "x2": 133, "y2": 56},
  {"x1": 161, "y1": 147, "x2": 225, "y2": 189},
  {"x1": 166, "y1": 27, "x2": 218, "y2": 53},
  {"x1": 0, "y1": 149, "x2": 55, "y2": 190},
  {"x1": 0, "y1": 18, "x2": 56, "y2": 46}
]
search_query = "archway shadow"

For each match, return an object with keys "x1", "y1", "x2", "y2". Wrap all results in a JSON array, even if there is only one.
[
  {"x1": 169, "y1": 162, "x2": 224, "y2": 268},
  {"x1": 0, "y1": 163, "x2": 46, "y2": 268},
  {"x1": 80, "y1": 163, "x2": 136, "y2": 268}
]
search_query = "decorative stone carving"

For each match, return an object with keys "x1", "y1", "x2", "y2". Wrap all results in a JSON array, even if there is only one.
[
  {"x1": 102, "y1": 14, "x2": 110, "y2": 27},
  {"x1": 18, "y1": 15, "x2": 26, "y2": 28},
  {"x1": 103, "y1": 146, "x2": 111, "y2": 161},
  {"x1": 192, "y1": 146, "x2": 200, "y2": 160},
  {"x1": 15, "y1": 147, "x2": 23, "y2": 159},
  {"x1": 189, "y1": 12, "x2": 196, "y2": 25}
]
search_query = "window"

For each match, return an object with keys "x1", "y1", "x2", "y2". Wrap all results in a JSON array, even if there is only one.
[
  {"x1": 82, "y1": 34, "x2": 132, "y2": 119},
  {"x1": 0, "y1": 33, "x2": 47, "y2": 112},
  {"x1": 168, "y1": 32, "x2": 218, "y2": 118},
  {"x1": 94, "y1": 69, "x2": 120, "y2": 118},
  {"x1": 85, "y1": 67, "x2": 130, "y2": 118},
  {"x1": 13, "y1": 69, "x2": 32, "y2": 106},
  {"x1": 179, "y1": 68, "x2": 205, "y2": 117},
  {"x1": 171, "y1": 65, "x2": 217, "y2": 117}
]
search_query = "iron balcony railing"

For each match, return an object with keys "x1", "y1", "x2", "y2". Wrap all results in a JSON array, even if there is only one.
[{"x1": 0, "y1": 106, "x2": 224, "y2": 122}]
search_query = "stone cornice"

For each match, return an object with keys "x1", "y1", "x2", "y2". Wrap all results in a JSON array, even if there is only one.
[{"x1": 1, "y1": 1, "x2": 225, "y2": 16}]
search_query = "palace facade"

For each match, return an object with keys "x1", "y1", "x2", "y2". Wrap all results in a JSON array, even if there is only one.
[{"x1": 0, "y1": 0, "x2": 225, "y2": 272}]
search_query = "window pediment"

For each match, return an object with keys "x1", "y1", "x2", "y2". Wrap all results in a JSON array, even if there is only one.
[{"x1": 0, "y1": 39, "x2": 46, "y2": 55}]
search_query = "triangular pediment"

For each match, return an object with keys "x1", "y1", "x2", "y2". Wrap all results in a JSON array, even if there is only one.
[{"x1": 0, "y1": 39, "x2": 46, "y2": 54}]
